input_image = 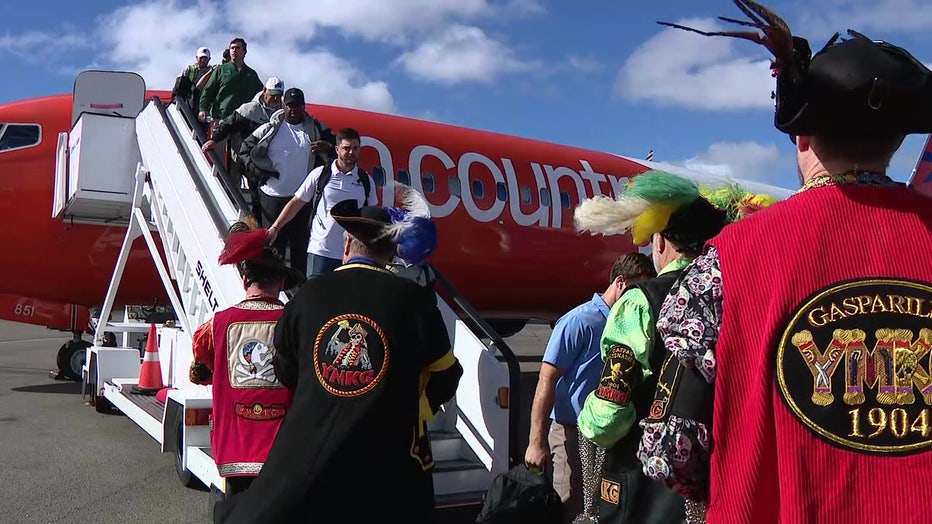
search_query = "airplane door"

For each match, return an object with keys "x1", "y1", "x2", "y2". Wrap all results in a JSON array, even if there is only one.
[{"x1": 71, "y1": 71, "x2": 146, "y2": 127}]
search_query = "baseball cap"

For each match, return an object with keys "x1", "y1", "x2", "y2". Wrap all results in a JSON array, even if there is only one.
[
  {"x1": 196, "y1": 47, "x2": 211, "y2": 59},
  {"x1": 264, "y1": 77, "x2": 284, "y2": 95},
  {"x1": 282, "y1": 87, "x2": 305, "y2": 105}
]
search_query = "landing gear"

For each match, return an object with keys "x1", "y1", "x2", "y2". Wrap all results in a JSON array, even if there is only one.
[{"x1": 51, "y1": 333, "x2": 92, "y2": 382}]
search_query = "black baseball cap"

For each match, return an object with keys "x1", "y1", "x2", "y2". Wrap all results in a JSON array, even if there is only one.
[{"x1": 283, "y1": 87, "x2": 305, "y2": 105}]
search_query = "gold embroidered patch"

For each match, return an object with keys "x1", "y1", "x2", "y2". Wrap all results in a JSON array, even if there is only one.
[
  {"x1": 595, "y1": 344, "x2": 639, "y2": 405},
  {"x1": 776, "y1": 278, "x2": 932, "y2": 455},
  {"x1": 313, "y1": 314, "x2": 390, "y2": 397},
  {"x1": 600, "y1": 478, "x2": 620, "y2": 505},
  {"x1": 647, "y1": 351, "x2": 682, "y2": 421}
]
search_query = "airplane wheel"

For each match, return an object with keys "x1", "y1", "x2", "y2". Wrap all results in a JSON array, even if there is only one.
[{"x1": 56, "y1": 340, "x2": 91, "y2": 382}]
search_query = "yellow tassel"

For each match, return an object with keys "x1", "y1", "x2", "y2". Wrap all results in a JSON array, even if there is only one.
[
  {"x1": 417, "y1": 370, "x2": 434, "y2": 436},
  {"x1": 631, "y1": 203, "x2": 678, "y2": 244}
]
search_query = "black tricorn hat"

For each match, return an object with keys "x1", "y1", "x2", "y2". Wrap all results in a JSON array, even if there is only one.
[
  {"x1": 662, "y1": 197, "x2": 729, "y2": 253},
  {"x1": 775, "y1": 32, "x2": 932, "y2": 138},
  {"x1": 330, "y1": 199, "x2": 391, "y2": 244}
]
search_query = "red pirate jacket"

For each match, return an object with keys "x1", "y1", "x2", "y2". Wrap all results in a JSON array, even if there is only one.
[
  {"x1": 706, "y1": 183, "x2": 932, "y2": 523},
  {"x1": 191, "y1": 297, "x2": 293, "y2": 478}
]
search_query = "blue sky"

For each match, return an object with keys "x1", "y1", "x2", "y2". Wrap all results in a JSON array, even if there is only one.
[{"x1": 2, "y1": 0, "x2": 932, "y2": 190}]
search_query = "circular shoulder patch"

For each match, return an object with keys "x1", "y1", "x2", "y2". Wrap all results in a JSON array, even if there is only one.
[
  {"x1": 313, "y1": 314, "x2": 389, "y2": 397},
  {"x1": 776, "y1": 278, "x2": 932, "y2": 454}
]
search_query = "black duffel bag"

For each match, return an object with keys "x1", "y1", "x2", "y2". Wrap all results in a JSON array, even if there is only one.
[{"x1": 475, "y1": 464, "x2": 563, "y2": 524}]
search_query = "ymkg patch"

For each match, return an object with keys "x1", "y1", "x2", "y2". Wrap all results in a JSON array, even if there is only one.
[
  {"x1": 595, "y1": 344, "x2": 640, "y2": 405},
  {"x1": 314, "y1": 314, "x2": 389, "y2": 397},
  {"x1": 776, "y1": 278, "x2": 932, "y2": 454}
]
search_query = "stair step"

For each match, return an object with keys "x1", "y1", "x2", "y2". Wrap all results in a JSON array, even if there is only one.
[
  {"x1": 432, "y1": 458, "x2": 493, "y2": 496},
  {"x1": 433, "y1": 458, "x2": 485, "y2": 473},
  {"x1": 435, "y1": 490, "x2": 487, "y2": 509},
  {"x1": 429, "y1": 430, "x2": 464, "y2": 462},
  {"x1": 429, "y1": 430, "x2": 461, "y2": 440}
]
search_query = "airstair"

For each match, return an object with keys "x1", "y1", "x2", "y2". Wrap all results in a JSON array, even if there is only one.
[{"x1": 55, "y1": 71, "x2": 521, "y2": 515}]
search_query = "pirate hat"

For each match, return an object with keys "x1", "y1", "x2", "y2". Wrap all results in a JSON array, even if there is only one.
[
  {"x1": 218, "y1": 222, "x2": 305, "y2": 289},
  {"x1": 331, "y1": 182, "x2": 438, "y2": 265},
  {"x1": 330, "y1": 201, "x2": 392, "y2": 245},
  {"x1": 658, "y1": 0, "x2": 932, "y2": 139}
]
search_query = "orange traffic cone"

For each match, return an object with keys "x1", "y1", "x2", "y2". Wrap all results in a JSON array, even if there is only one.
[{"x1": 132, "y1": 323, "x2": 164, "y2": 395}]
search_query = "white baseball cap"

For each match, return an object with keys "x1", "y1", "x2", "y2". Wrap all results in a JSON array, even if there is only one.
[
  {"x1": 196, "y1": 47, "x2": 211, "y2": 59},
  {"x1": 265, "y1": 77, "x2": 284, "y2": 95}
]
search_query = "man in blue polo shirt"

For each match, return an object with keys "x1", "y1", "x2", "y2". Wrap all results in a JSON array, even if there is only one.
[{"x1": 525, "y1": 252, "x2": 655, "y2": 523}]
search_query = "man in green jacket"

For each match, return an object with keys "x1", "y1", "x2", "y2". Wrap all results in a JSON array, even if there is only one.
[
  {"x1": 198, "y1": 37, "x2": 263, "y2": 197},
  {"x1": 198, "y1": 38, "x2": 263, "y2": 123}
]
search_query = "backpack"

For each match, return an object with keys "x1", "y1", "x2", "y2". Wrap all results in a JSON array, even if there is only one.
[
  {"x1": 172, "y1": 65, "x2": 204, "y2": 110},
  {"x1": 310, "y1": 162, "x2": 371, "y2": 220},
  {"x1": 172, "y1": 65, "x2": 197, "y2": 99}
]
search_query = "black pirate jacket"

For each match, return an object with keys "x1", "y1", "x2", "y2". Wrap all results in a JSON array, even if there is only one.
[{"x1": 214, "y1": 263, "x2": 460, "y2": 523}]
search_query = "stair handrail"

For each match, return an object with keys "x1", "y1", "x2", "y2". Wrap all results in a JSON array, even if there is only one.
[
  {"x1": 149, "y1": 97, "x2": 232, "y2": 238},
  {"x1": 171, "y1": 97, "x2": 254, "y2": 228},
  {"x1": 426, "y1": 263, "x2": 521, "y2": 468}
]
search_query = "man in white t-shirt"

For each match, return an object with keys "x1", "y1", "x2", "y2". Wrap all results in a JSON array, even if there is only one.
[
  {"x1": 240, "y1": 88, "x2": 335, "y2": 277},
  {"x1": 266, "y1": 127, "x2": 375, "y2": 279}
]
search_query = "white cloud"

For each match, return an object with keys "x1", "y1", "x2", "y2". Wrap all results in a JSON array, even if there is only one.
[
  {"x1": 616, "y1": 18, "x2": 776, "y2": 111},
  {"x1": 397, "y1": 25, "x2": 536, "y2": 85},
  {"x1": 3, "y1": 0, "x2": 545, "y2": 112},
  {"x1": 567, "y1": 55, "x2": 605, "y2": 73},
  {"x1": 226, "y1": 0, "x2": 542, "y2": 44},
  {"x1": 0, "y1": 30, "x2": 91, "y2": 56},
  {"x1": 94, "y1": 1, "x2": 395, "y2": 112},
  {"x1": 678, "y1": 141, "x2": 785, "y2": 183}
]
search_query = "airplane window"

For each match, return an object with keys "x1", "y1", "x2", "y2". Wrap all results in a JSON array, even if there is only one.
[
  {"x1": 539, "y1": 188, "x2": 551, "y2": 207},
  {"x1": 422, "y1": 173, "x2": 435, "y2": 193},
  {"x1": 449, "y1": 176, "x2": 461, "y2": 196},
  {"x1": 496, "y1": 182, "x2": 507, "y2": 202},
  {"x1": 560, "y1": 191, "x2": 571, "y2": 209},
  {"x1": 472, "y1": 180, "x2": 485, "y2": 199},
  {"x1": 397, "y1": 169, "x2": 411, "y2": 186},
  {"x1": 371, "y1": 166, "x2": 386, "y2": 187},
  {"x1": 520, "y1": 186, "x2": 532, "y2": 205},
  {"x1": 0, "y1": 124, "x2": 41, "y2": 153}
]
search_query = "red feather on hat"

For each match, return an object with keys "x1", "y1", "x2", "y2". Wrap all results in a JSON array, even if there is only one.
[{"x1": 218, "y1": 229, "x2": 269, "y2": 265}]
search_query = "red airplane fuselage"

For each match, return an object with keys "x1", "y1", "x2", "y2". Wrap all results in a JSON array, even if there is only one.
[{"x1": 0, "y1": 90, "x2": 669, "y2": 332}]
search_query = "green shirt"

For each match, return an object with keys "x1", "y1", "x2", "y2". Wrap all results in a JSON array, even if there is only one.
[{"x1": 577, "y1": 256, "x2": 693, "y2": 448}]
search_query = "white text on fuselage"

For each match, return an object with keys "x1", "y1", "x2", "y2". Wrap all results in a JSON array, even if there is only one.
[{"x1": 362, "y1": 137, "x2": 633, "y2": 229}]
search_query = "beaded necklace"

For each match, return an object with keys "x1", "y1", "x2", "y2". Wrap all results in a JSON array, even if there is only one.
[{"x1": 797, "y1": 170, "x2": 898, "y2": 194}]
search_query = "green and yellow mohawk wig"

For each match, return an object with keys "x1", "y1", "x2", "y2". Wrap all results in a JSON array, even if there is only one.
[
  {"x1": 574, "y1": 170, "x2": 778, "y2": 244},
  {"x1": 575, "y1": 170, "x2": 700, "y2": 244}
]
